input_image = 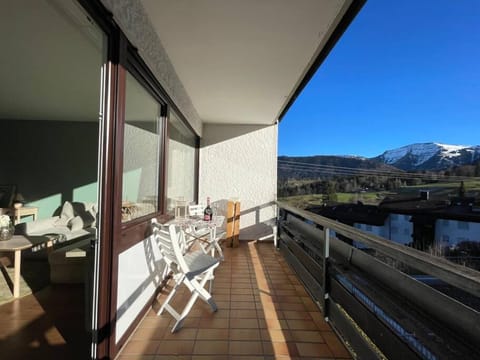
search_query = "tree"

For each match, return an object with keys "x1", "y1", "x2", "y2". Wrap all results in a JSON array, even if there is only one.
[
  {"x1": 325, "y1": 181, "x2": 338, "y2": 203},
  {"x1": 458, "y1": 181, "x2": 466, "y2": 198}
]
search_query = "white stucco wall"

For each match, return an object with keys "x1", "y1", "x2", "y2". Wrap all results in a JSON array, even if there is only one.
[
  {"x1": 199, "y1": 124, "x2": 277, "y2": 240},
  {"x1": 387, "y1": 214, "x2": 413, "y2": 245},
  {"x1": 435, "y1": 219, "x2": 480, "y2": 247}
]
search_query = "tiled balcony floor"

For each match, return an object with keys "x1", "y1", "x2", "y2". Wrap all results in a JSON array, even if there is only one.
[{"x1": 118, "y1": 241, "x2": 352, "y2": 359}]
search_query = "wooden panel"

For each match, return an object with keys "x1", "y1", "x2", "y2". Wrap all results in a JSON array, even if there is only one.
[{"x1": 226, "y1": 200, "x2": 240, "y2": 247}]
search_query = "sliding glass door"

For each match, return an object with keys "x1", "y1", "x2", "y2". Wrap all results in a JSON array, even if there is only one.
[{"x1": 0, "y1": 0, "x2": 108, "y2": 359}]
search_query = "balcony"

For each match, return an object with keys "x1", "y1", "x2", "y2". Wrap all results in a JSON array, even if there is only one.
[
  {"x1": 4, "y1": 199, "x2": 479, "y2": 359},
  {"x1": 276, "y1": 202, "x2": 480, "y2": 359},
  {"x1": 117, "y1": 240, "x2": 351, "y2": 359}
]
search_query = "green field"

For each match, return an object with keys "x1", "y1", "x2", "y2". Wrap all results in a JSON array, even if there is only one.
[{"x1": 278, "y1": 180, "x2": 480, "y2": 209}]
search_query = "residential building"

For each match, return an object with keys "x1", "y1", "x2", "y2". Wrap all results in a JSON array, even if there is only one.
[{"x1": 309, "y1": 195, "x2": 480, "y2": 251}]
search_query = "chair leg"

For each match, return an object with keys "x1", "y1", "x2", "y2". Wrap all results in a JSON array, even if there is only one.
[
  {"x1": 158, "y1": 274, "x2": 184, "y2": 315},
  {"x1": 158, "y1": 270, "x2": 218, "y2": 332},
  {"x1": 169, "y1": 273, "x2": 217, "y2": 333}
]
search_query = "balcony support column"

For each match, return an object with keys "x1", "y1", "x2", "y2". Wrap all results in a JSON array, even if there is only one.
[{"x1": 322, "y1": 226, "x2": 331, "y2": 321}]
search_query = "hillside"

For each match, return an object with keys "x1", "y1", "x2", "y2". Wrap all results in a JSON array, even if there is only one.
[
  {"x1": 373, "y1": 142, "x2": 480, "y2": 171},
  {"x1": 278, "y1": 155, "x2": 400, "y2": 180},
  {"x1": 278, "y1": 142, "x2": 480, "y2": 180}
]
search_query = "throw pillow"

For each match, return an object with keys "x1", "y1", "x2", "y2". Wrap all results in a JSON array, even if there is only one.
[
  {"x1": 68, "y1": 216, "x2": 84, "y2": 231},
  {"x1": 77, "y1": 210, "x2": 95, "y2": 228},
  {"x1": 61, "y1": 201, "x2": 75, "y2": 220},
  {"x1": 54, "y1": 216, "x2": 70, "y2": 227}
]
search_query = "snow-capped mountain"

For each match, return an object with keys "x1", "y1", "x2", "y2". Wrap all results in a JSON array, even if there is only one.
[{"x1": 373, "y1": 143, "x2": 480, "y2": 171}]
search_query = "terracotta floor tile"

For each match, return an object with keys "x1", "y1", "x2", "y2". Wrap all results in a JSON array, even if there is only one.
[
  {"x1": 213, "y1": 293, "x2": 231, "y2": 302},
  {"x1": 282, "y1": 311, "x2": 312, "y2": 320},
  {"x1": 213, "y1": 288, "x2": 231, "y2": 295},
  {"x1": 180, "y1": 316, "x2": 203, "y2": 329},
  {"x1": 230, "y1": 309, "x2": 258, "y2": 318},
  {"x1": 213, "y1": 300, "x2": 230, "y2": 309},
  {"x1": 195, "y1": 328, "x2": 229, "y2": 340},
  {"x1": 260, "y1": 318, "x2": 289, "y2": 330},
  {"x1": 230, "y1": 294, "x2": 255, "y2": 302},
  {"x1": 322, "y1": 332, "x2": 351, "y2": 358},
  {"x1": 229, "y1": 328, "x2": 261, "y2": 341},
  {"x1": 230, "y1": 301, "x2": 256, "y2": 310},
  {"x1": 230, "y1": 318, "x2": 259, "y2": 329},
  {"x1": 121, "y1": 340, "x2": 160, "y2": 355},
  {"x1": 262, "y1": 341, "x2": 299, "y2": 357},
  {"x1": 278, "y1": 302, "x2": 307, "y2": 311},
  {"x1": 275, "y1": 289, "x2": 298, "y2": 296},
  {"x1": 117, "y1": 355, "x2": 157, "y2": 359},
  {"x1": 295, "y1": 342, "x2": 334, "y2": 358},
  {"x1": 192, "y1": 340, "x2": 229, "y2": 355},
  {"x1": 232, "y1": 286, "x2": 253, "y2": 293},
  {"x1": 229, "y1": 341, "x2": 264, "y2": 355},
  {"x1": 162, "y1": 328, "x2": 197, "y2": 340},
  {"x1": 261, "y1": 328, "x2": 292, "y2": 342},
  {"x1": 140, "y1": 317, "x2": 173, "y2": 329},
  {"x1": 300, "y1": 296, "x2": 319, "y2": 311},
  {"x1": 308, "y1": 312, "x2": 331, "y2": 331},
  {"x1": 276, "y1": 296, "x2": 304, "y2": 304},
  {"x1": 198, "y1": 317, "x2": 229, "y2": 329},
  {"x1": 290, "y1": 330, "x2": 325, "y2": 343},
  {"x1": 131, "y1": 326, "x2": 166, "y2": 341},
  {"x1": 156, "y1": 340, "x2": 195, "y2": 355},
  {"x1": 286, "y1": 320, "x2": 318, "y2": 331}
]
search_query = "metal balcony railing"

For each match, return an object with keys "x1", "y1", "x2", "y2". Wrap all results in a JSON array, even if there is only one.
[{"x1": 276, "y1": 201, "x2": 480, "y2": 360}]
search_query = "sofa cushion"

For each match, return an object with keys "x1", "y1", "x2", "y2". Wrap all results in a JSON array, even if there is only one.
[
  {"x1": 68, "y1": 216, "x2": 84, "y2": 231},
  {"x1": 60, "y1": 201, "x2": 75, "y2": 220}
]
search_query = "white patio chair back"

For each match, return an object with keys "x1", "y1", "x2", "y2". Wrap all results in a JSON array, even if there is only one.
[
  {"x1": 151, "y1": 220, "x2": 220, "y2": 332},
  {"x1": 188, "y1": 204, "x2": 204, "y2": 217}
]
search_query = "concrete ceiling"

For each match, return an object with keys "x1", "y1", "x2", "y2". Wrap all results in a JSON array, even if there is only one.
[{"x1": 141, "y1": 0, "x2": 353, "y2": 125}]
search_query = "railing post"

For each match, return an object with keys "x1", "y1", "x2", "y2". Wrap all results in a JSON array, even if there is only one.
[{"x1": 322, "y1": 226, "x2": 331, "y2": 321}]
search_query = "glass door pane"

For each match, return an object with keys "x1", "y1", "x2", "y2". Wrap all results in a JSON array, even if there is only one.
[{"x1": 122, "y1": 73, "x2": 162, "y2": 222}]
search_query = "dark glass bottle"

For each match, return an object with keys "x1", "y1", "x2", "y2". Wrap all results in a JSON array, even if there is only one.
[{"x1": 203, "y1": 197, "x2": 213, "y2": 221}]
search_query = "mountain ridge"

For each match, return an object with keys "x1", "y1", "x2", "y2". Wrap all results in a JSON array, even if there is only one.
[
  {"x1": 278, "y1": 142, "x2": 480, "y2": 179},
  {"x1": 373, "y1": 142, "x2": 480, "y2": 171}
]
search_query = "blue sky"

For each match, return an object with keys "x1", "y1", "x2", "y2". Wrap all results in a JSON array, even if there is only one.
[{"x1": 279, "y1": 0, "x2": 480, "y2": 158}]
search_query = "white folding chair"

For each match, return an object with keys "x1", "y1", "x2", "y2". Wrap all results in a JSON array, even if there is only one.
[
  {"x1": 188, "y1": 204, "x2": 205, "y2": 217},
  {"x1": 185, "y1": 204, "x2": 226, "y2": 259},
  {"x1": 207, "y1": 215, "x2": 226, "y2": 259},
  {"x1": 152, "y1": 221, "x2": 219, "y2": 333}
]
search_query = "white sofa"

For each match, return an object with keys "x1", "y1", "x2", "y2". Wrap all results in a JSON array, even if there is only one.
[
  {"x1": 15, "y1": 201, "x2": 97, "y2": 283},
  {"x1": 15, "y1": 201, "x2": 97, "y2": 252}
]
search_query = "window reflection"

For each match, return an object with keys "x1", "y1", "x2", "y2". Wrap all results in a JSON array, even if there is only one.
[
  {"x1": 166, "y1": 112, "x2": 197, "y2": 215},
  {"x1": 122, "y1": 72, "x2": 162, "y2": 222}
]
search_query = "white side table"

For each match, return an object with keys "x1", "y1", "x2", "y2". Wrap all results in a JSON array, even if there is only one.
[
  {"x1": 0, "y1": 235, "x2": 32, "y2": 297},
  {"x1": 12, "y1": 206, "x2": 38, "y2": 224}
]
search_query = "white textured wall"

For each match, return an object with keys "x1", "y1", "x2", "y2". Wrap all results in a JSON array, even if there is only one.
[
  {"x1": 388, "y1": 214, "x2": 413, "y2": 245},
  {"x1": 199, "y1": 124, "x2": 277, "y2": 240},
  {"x1": 435, "y1": 219, "x2": 480, "y2": 247},
  {"x1": 123, "y1": 124, "x2": 159, "y2": 202}
]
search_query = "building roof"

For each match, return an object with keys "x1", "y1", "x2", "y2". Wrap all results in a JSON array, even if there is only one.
[
  {"x1": 308, "y1": 203, "x2": 389, "y2": 226},
  {"x1": 308, "y1": 196, "x2": 480, "y2": 226}
]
